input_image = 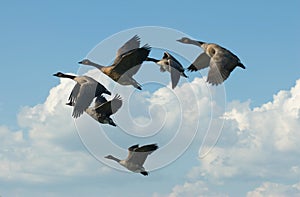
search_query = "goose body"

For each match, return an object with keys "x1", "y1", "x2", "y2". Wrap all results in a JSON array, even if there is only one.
[
  {"x1": 105, "y1": 143, "x2": 158, "y2": 176},
  {"x1": 53, "y1": 72, "x2": 111, "y2": 118},
  {"x1": 67, "y1": 94, "x2": 122, "y2": 127},
  {"x1": 79, "y1": 35, "x2": 151, "y2": 90},
  {"x1": 177, "y1": 37, "x2": 245, "y2": 85},
  {"x1": 147, "y1": 52, "x2": 188, "y2": 89}
]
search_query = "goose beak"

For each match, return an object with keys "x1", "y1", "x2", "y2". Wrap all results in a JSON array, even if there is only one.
[
  {"x1": 176, "y1": 38, "x2": 185, "y2": 43},
  {"x1": 78, "y1": 61, "x2": 83, "y2": 64}
]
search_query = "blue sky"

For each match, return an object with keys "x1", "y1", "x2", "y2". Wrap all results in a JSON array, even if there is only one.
[
  {"x1": 1, "y1": 1, "x2": 300, "y2": 126},
  {"x1": 1, "y1": 1, "x2": 300, "y2": 196}
]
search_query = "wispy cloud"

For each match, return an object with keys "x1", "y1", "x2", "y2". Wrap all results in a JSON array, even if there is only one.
[{"x1": 247, "y1": 182, "x2": 300, "y2": 197}]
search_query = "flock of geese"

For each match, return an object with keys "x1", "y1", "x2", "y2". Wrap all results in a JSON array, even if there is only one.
[{"x1": 53, "y1": 35, "x2": 245, "y2": 176}]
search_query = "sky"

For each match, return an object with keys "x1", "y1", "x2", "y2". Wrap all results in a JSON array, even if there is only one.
[{"x1": 0, "y1": 0, "x2": 300, "y2": 196}]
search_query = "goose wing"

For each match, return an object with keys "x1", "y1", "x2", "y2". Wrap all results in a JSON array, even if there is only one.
[
  {"x1": 95, "y1": 82, "x2": 111, "y2": 96},
  {"x1": 72, "y1": 79, "x2": 98, "y2": 118},
  {"x1": 112, "y1": 45, "x2": 151, "y2": 76},
  {"x1": 188, "y1": 53, "x2": 210, "y2": 71},
  {"x1": 219, "y1": 45, "x2": 241, "y2": 63},
  {"x1": 164, "y1": 52, "x2": 185, "y2": 89},
  {"x1": 115, "y1": 35, "x2": 140, "y2": 59},
  {"x1": 124, "y1": 64, "x2": 142, "y2": 77},
  {"x1": 68, "y1": 83, "x2": 81, "y2": 105},
  {"x1": 127, "y1": 144, "x2": 158, "y2": 166},
  {"x1": 207, "y1": 58, "x2": 231, "y2": 85},
  {"x1": 126, "y1": 144, "x2": 139, "y2": 161},
  {"x1": 95, "y1": 94, "x2": 122, "y2": 116},
  {"x1": 94, "y1": 95, "x2": 108, "y2": 108},
  {"x1": 220, "y1": 47, "x2": 244, "y2": 72},
  {"x1": 164, "y1": 52, "x2": 185, "y2": 72},
  {"x1": 170, "y1": 62, "x2": 181, "y2": 89},
  {"x1": 206, "y1": 46, "x2": 242, "y2": 85}
]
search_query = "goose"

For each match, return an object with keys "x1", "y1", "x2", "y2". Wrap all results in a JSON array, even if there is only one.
[
  {"x1": 146, "y1": 52, "x2": 188, "y2": 89},
  {"x1": 78, "y1": 35, "x2": 151, "y2": 90},
  {"x1": 66, "y1": 94, "x2": 122, "y2": 127},
  {"x1": 53, "y1": 72, "x2": 111, "y2": 118},
  {"x1": 177, "y1": 37, "x2": 245, "y2": 85},
  {"x1": 105, "y1": 143, "x2": 158, "y2": 176}
]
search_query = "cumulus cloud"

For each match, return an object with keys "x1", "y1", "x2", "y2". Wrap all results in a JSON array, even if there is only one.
[
  {"x1": 3, "y1": 64, "x2": 300, "y2": 196},
  {"x1": 1, "y1": 66, "x2": 225, "y2": 185},
  {"x1": 156, "y1": 79, "x2": 300, "y2": 196},
  {"x1": 0, "y1": 73, "x2": 111, "y2": 184},
  {"x1": 70, "y1": 71, "x2": 226, "y2": 172},
  {"x1": 189, "y1": 79, "x2": 300, "y2": 180},
  {"x1": 1, "y1": 63, "x2": 230, "y2": 194}
]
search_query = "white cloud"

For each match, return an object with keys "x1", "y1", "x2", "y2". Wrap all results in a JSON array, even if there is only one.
[
  {"x1": 70, "y1": 74, "x2": 226, "y2": 172},
  {"x1": 0, "y1": 74, "x2": 111, "y2": 184},
  {"x1": 3, "y1": 65, "x2": 300, "y2": 196},
  {"x1": 247, "y1": 182, "x2": 300, "y2": 197},
  {"x1": 153, "y1": 181, "x2": 228, "y2": 197},
  {"x1": 156, "y1": 79, "x2": 300, "y2": 197},
  {"x1": 1, "y1": 67, "x2": 227, "y2": 190},
  {"x1": 193, "y1": 79, "x2": 300, "y2": 181}
]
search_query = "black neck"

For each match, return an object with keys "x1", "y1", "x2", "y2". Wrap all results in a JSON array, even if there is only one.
[
  {"x1": 146, "y1": 57, "x2": 159, "y2": 63},
  {"x1": 108, "y1": 156, "x2": 121, "y2": 163},
  {"x1": 57, "y1": 73, "x2": 76, "y2": 79}
]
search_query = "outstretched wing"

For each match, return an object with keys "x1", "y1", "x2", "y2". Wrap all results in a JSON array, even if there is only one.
[
  {"x1": 188, "y1": 53, "x2": 210, "y2": 71},
  {"x1": 126, "y1": 144, "x2": 139, "y2": 161},
  {"x1": 72, "y1": 81, "x2": 97, "y2": 118},
  {"x1": 115, "y1": 35, "x2": 141, "y2": 59},
  {"x1": 170, "y1": 63, "x2": 181, "y2": 89},
  {"x1": 124, "y1": 64, "x2": 142, "y2": 77},
  {"x1": 112, "y1": 44, "x2": 151, "y2": 76},
  {"x1": 94, "y1": 95, "x2": 108, "y2": 108},
  {"x1": 68, "y1": 83, "x2": 80, "y2": 105},
  {"x1": 127, "y1": 144, "x2": 158, "y2": 166},
  {"x1": 95, "y1": 94, "x2": 122, "y2": 116},
  {"x1": 207, "y1": 59, "x2": 231, "y2": 85}
]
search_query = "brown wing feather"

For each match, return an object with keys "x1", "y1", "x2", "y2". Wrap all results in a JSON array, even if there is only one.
[
  {"x1": 126, "y1": 144, "x2": 139, "y2": 161},
  {"x1": 187, "y1": 53, "x2": 210, "y2": 72},
  {"x1": 127, "y1": 144, "x2": 158, "y2": 166},
  {"x1": 95, "y1": 94, "x2": 122, "y2": 116},
  {"x1": 115, "y1": 35, "x2": 140, "y2": 58},
  {"x1": 112, "y1": 45, "x2": 151, "y2": 76}
]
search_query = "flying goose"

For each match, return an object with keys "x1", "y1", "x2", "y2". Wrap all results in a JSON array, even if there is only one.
[
  {"x1": 53, "y1": 72, "x2": 111, "y2": 118},
  {"x1": 105, "y1": 143, "x2": 158, "y2": 176},
  {"x1": 177, "y1": 37, "x2": 245, "y2": 85},
  {"x1": 147, "y1": 52, "x2": 188, "y2": 89},
  {"x1": 66, "y1": 94, "x2": 122, "y2": 127},
  {"x1": 78, "y1": 35, "x2": 151, "y2": 90}
]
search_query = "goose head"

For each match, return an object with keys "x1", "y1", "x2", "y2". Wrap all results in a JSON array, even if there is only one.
[
  {"x1": 105, "y1": 155, "x2": 115, "y2": 160},
  {"x1": 177, "y1": 37, "x2": 192, "y2": 44},
  {"x1": 78, "y1": 59, "x2": 92, "y2": 65},
  {"x1": 156, "y1": 54, "x2": 169, "y2": 67},
  {"x1": 53, "y1": 72, "x2": 64, "y2": 77},
  {"x1": 177, "y1": 37, "x2": 205, "y2": 47}
]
